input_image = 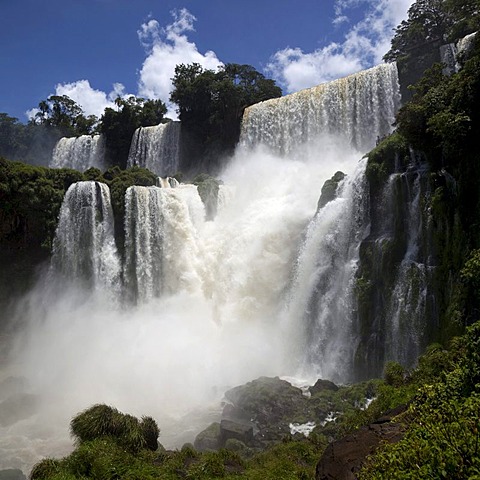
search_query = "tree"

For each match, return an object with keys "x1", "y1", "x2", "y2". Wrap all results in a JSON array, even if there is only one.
[
  {"x1": 31, "y1": 95, "x2": 97, "y2": 136},
  {"x1": 170, "y1": 62, "x2": 281, "y2": 170},
  {"x1": 98, "y1": 96, "x2": 167, "y2": 169}
]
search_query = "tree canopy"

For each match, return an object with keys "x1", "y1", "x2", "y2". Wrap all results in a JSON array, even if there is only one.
[
  {"x1": 99, "y1": 96, "x2": 167, "y2": 169},
  {"x1": 170, "y1": 62, "x2": 282, "y2": 170}
]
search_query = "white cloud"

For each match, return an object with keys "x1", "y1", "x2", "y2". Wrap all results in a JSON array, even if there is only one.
[
  {"x1": 26, "y1": 80, "x2": 129, "y2": 120},
  {"x1": 137, "y1": 8, "x2": 223, "y2": 117},
  {"x1": 55, "y1": 80, "x2": 126, "y2": 117},
  {"x1": 266, "y1": 0, "x2": 414, "y2": 93}
]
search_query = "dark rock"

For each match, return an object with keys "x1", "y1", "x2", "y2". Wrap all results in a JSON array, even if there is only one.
[
  {"x1": 220, "y1": 419, "x2": 254, "y2": 446},
  {"x1": 317, "y1": 171, "x2": 346, "y2": 210},
  {"x1": 315, "y1": 421, "x2": 405, "y2": 480},
  {"x1": 309, "y1": 379, "x2": 339, "y2": 396},
  {"x1": 224, "y1": 376, "x2": 307, "y2": 425},
  {"x1": 193, "y1": 422, "x2": 221, "y2": 452},
  {"x1": 0, "y1": 470, "x2": 26, "y2": 480}
]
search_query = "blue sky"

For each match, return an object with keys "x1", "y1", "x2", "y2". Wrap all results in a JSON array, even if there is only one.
[{"x1": 0, "y1": 0, "x2": 413, "y2": 121}]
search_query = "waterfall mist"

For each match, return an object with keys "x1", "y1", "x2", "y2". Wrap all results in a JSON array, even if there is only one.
[
  {"x1": 0, "y1": 63, "x2": 401, "y2": 472},
  {"x1": 1, "y1": 138, "x2": 362, "y2": 472}
]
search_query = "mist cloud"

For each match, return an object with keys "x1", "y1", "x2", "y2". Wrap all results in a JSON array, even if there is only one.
[{"x1": 266, "y1": 0, "x2": 414, "y2": 93}]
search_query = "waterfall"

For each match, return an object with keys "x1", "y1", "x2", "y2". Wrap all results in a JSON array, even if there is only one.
[
  {"x1": 241, "y1": 63, "x2": 400, "y2": 156},
  {"x1": 51, "y1": 181, "x2": 120, "y2": 291},
  {"x1": 6, "y1": 62, "x2": 410, "y2": 472},
  {"x1": 124, "y1": 185, "x2": 204, "y2": 303},
  {"x1": 127, "y1": 122, "x2": 181, "y2": 176},
  {"x1": 385, "y1": 161, "x2": 433, "y2": 366},
  {"x1": 50, "y1": 135, "x2": 105, "y2": 170},
  {"x1": 284, "y1": 160, "x2": 370, "y2": 381}
]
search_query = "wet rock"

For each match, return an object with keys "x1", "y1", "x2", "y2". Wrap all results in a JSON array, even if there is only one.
[
  {"x1": 315, "y1": 407, "x2": 406, "y2": 480},
  {"x1": 309, "y1": 379, "x2": 339, "y2": 396},
  {"x1": 317, "y1": 171, "x2": 346, "y2": 210},
  {"x1": 194, "y1": 422, "x2": 221, "y2": 451},
  {"x1": 220, "y1": 419, "x2": 254, "y2": 446}
]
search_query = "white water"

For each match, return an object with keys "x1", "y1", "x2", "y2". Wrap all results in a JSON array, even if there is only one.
[
  {"x1": 51, "y1": 181, "x2": 121, "y2": 294},
  {"x1": 127, "y1": 122, "x2": 181, "y2": 176},
  {"x1": 241, "y1": 63, "x2": 400, "y2": 156},
  {"x1": 2, "y1": 63, "x2": 400, "y2": 473},
  {"x1": 50, "y1": 135, "x2": 105, "y2": 170},
  {"x1": 386, "y1": 161, "x2": 431, "y2": 365}
]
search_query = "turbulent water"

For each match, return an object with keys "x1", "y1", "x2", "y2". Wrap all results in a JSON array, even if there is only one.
[
  {"x1": 50, "y1": 135, "x2": 105, "y2": 170},
  {"x1": 127, "y1": 122, "x2": 181, "y2": 176},
  {"x1": 2, "y1": 63, "x2": 404, "y2": 473}
]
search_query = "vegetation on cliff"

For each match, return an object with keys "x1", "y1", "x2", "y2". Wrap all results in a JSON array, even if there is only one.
[{"x1": 170, "y1": 63, "x2": 282, "y2": 171}]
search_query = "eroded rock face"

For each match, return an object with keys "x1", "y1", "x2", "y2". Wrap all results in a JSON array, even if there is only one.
[{"x1": 315, "y1": 406, "x2": 406, "y2": 480}]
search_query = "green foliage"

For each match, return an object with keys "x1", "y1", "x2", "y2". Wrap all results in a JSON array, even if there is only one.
[
  {"x1": 32, "y1": 95, "x2": 97, "y2": 137},
  {"x1": 99, "y1": 96, "x2": 167, "y2": 169},
  {"x1": 70, "y1": 404, "x2": 159, "y2": 453},
  {"x1": 30, "y1": 458, "x2": 63, "y2": 480},
  {"x1": 170, "y1": 62, "x2": 281, "y2": 169},
  {"x1": 383, "y1": 362, "x2": 407, "y2": 387},
  {"x1": 359, "y1": 321, "x2": 480, "y2": 479},
  {"x1": 0, "y1": 158, "x2": 85, "y2": 250}
]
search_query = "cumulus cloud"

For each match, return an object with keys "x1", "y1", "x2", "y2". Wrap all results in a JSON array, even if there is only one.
[
  {"x1": 266, "y1": 0, "x2": 414, "y2": 93},
  {"x1": 137, "y1": 8, "x2": 223, "y2": 117},
  {"x1": 55, "y1": 80, "x2": 127, "y2": 117},
  {"x1": 26, "y1": 80, "x2": 128, "y2": 120}
]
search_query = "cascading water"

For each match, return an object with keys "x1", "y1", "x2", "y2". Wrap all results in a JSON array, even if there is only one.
[
  {"x1": 127, "y1": 122, "x2": 181, "y2": 176},
  {"x1": 124, "y1": 185, "x2": 204, "y2": 303},
  {"x1": 385, "y1": 160, "x2": 434, "y2": 366},
  {"x1": 241, "y1": 63, "x2": 400, "y2": 156},
  {"x1": 284, "y1": 160, "x2": 370, "y2": 382},
  {"x1": 51, "y1": 181, "x2": 120, "y2": 292},
  {"x1": 3, "y1": 62, "x2": 406, "y2": 473},
  {"x1": 50, "y1": 135, "x2": 105, "y2": 170}
]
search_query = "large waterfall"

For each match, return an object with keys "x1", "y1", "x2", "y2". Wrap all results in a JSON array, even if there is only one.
[
  {"x1": 127, "y1": 122, "x2": 181, "y2": 176},
  {"x1": 3, "y1": 63, "x2": 409, "y2": 473},
  {"x1": 241, "y1": 63, "x2": 400, "y2": 156},
  {"x1": 50, "y1": 135, "x2": 105, "y2": 170}
]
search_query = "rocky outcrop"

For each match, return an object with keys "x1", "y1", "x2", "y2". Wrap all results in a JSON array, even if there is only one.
[{"x1": 315, "y1": 406, "x2": 407, "y2": 480}]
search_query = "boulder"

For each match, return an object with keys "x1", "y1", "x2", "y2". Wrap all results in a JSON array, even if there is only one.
[
  {"x1": 315, "y1": 406, "x2": 406, "y2": 480},
  {"x1": 194, "y1": 422, "x2": 221, "y2": 452},
  {"x1": 309, "y1": 379, "x2": 339, "y2": 396},
  {"x1": 220, "y1": 419, "x2": 254, "y2": 446}
]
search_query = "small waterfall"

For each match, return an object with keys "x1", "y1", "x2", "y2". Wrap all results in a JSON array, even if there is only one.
[
  {"x1": 50, "y1": 135, "x2": 105, "y2": 170},
  {"x1": 440, "y1": 32, "x2": 478, "y2": 75},
  {"x1": 385, "y1": 161, "x2": 433, "y2": 366},
  {"x1": 285, "y1": 159, "x2": 370, "y2": 381},
  {"x1": 124, "y1": 185, "x2": 204, "y2": 303},
  {"x1": 127, "y1": 122, "x2": 181, "y2": 176},
  {"x1": 156, "y1": 177, "x2": 180, "y2": 188},
  {"x1": 241, "y1": 63, "x2": 400, "y2": 156},
  {"x1": 51, "y1": 181, "x2": 120, "y2": 291}
]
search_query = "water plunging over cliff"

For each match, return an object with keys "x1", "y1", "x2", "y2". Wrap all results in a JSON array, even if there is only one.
[
  {"x1": 127, "y1": 122, "x2": 181, "y2": 176},
  {"x1": 50, "y1": 135, "x2": 105, "y2": 170},
  {"x1": 51, "y1": 181, "x2": 120, "y2": 292},
  {"x1": 241, "y1": 63, "x2": 400, "y2": 156},
  {"x1": 4, "y1": 63, "x2": 408, "y2": 472}
]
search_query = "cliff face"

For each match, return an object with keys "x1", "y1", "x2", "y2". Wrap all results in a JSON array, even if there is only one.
[{"x1": 353, "y1": 36, "x2": 480, "y2": 377}]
